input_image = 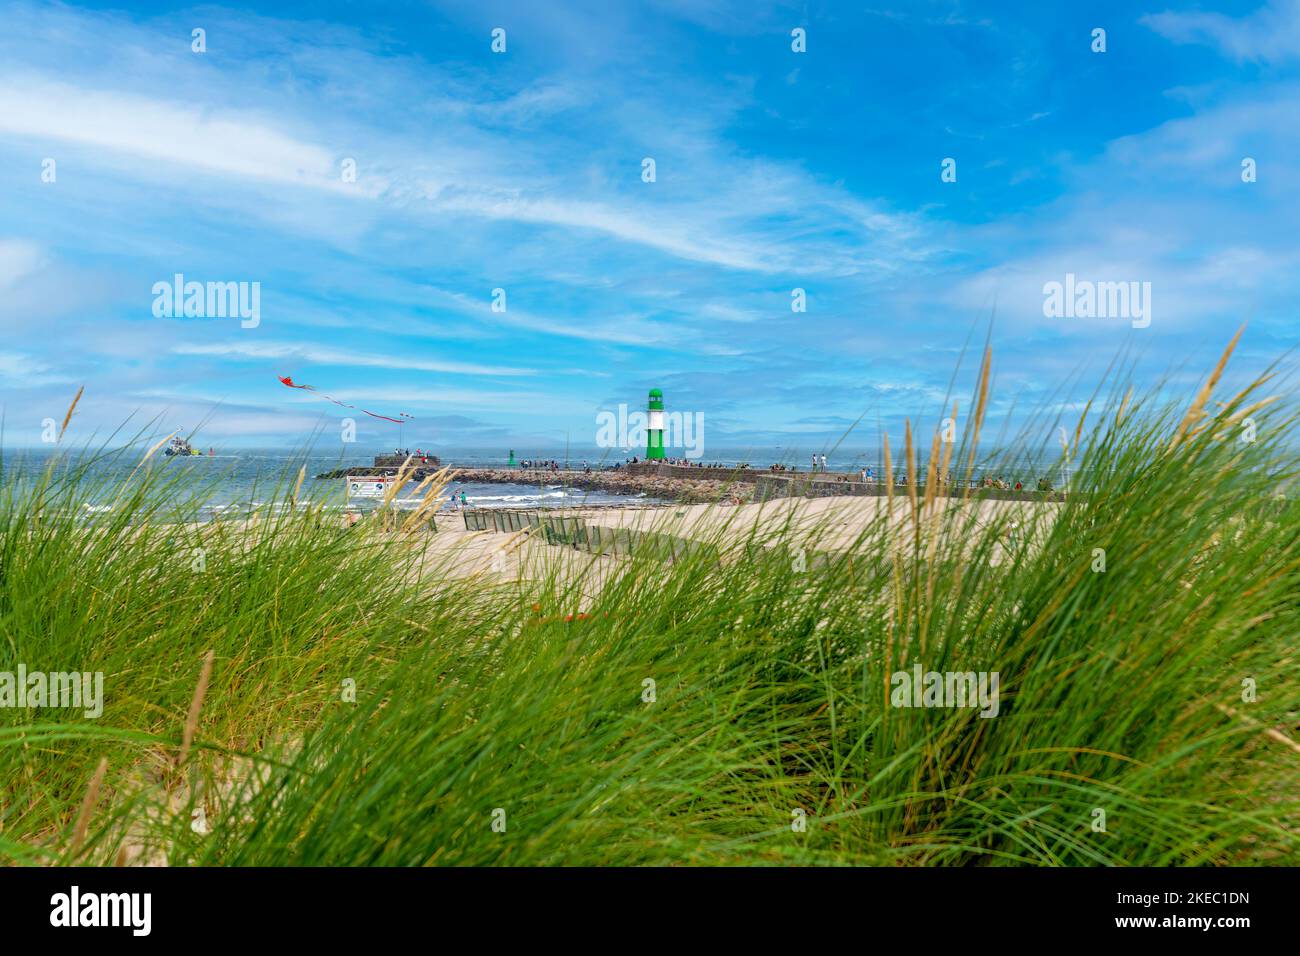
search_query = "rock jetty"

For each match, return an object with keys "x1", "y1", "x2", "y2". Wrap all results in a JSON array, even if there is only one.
[{"x1": 314, "y1": 465, "x2": 754, "y2": 504}]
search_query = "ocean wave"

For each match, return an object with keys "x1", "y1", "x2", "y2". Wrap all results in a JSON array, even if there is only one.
[{"x1": 470, "y1": 491, "x2": 569, "y2": 504}]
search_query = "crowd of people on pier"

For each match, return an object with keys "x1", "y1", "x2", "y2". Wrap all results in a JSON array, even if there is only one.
[
  {"x1": 545, "y1": 456, "x2": 758, "y2": 471},
  {"x1": 391, "y1": 448, "x2": 436, "y2": 464},
  {"x1": 503, "y1": 453, "x2": 1057, "y2": 493},
  {"x1": 656, "y1": 457, "x2": 745, "y2": 469}
]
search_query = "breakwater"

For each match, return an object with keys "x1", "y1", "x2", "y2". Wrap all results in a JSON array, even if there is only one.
[
  {"x1": 313, "y1": 465, "x2": 756, "y2": 504},
  {"x1": 452, "y1": 468, "x2": 754, "y2": 503},
  {"x1": 313, "y1": 463, "x2": 1066, "y2": 505},
  {"x1": 622, "y1": 462, "x2": 768, "y2": 483},
  {"x1": 374, "y1": 454, "x2": 439, "y2": 468}
]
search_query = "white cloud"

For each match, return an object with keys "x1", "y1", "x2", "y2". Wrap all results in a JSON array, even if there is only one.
[
  {"x1": 1143, "y1": 1, "x2": 1300, "y2": 63},
  {"x1": 0, "y1": 76, "x2": 369, "y2": 194},
  {"x1": 0, "y1": 239, "x2": 45, "y2": 288},
  {"x1": 438, "y1": 192, "x2": 780, "y2": 272},
  {"x1": 0, "y1": 68, "x2": 920, "y2": 279},
  {"x1": 0, "y1": 349, "x2": 55, "y2": 385}
]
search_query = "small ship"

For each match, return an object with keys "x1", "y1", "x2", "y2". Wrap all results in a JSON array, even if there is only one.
[{"x1": 164, "y1": 436, "x2": 202, "y2": 457}]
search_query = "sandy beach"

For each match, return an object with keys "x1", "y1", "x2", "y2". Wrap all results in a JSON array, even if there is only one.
[{"x1": 415, "y1": 492, "x2": 1059, "y2": 596}]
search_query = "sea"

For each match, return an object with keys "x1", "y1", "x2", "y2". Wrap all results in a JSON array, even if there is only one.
[{"x1": 0, "y1": 445, "x2": 1079, "y2": 523}]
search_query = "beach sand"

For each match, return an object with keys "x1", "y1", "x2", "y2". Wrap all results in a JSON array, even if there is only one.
[{"x1": 410, "y1": 493, "x2": 1059, "y2": 599}]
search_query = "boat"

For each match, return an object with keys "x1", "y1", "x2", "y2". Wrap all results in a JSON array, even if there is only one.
[{"x1": 164, "y1": 436, "x2": 201, "y2": 457}]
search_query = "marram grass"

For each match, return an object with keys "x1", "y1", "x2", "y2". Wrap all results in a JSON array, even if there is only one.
[{"x1": 1, "y1": 349, "x2": 1297, "y2": 866}]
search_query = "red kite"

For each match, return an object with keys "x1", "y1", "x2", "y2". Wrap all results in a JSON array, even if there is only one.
[{"x1": 277, "y1": 375, "x2": 410, "y2": 424}]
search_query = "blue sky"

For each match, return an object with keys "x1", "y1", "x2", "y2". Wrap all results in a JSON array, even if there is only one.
[{"x1": 0, "y1": 0, "x2": 1296, "y2": 452}]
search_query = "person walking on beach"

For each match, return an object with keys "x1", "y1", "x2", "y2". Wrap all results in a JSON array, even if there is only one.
[{"x1": 459, "y1": 491, "x2": 468, "y2": 508}]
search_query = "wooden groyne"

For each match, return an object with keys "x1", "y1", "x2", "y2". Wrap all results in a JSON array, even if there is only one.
[{"x1": 463, "y1": 508, "x2": 846, "y2": 569}]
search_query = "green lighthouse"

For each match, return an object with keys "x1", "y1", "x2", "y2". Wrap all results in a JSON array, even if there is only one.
[{"x1": 646, "y1": 388, "x2": 666, "y2": 460}]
